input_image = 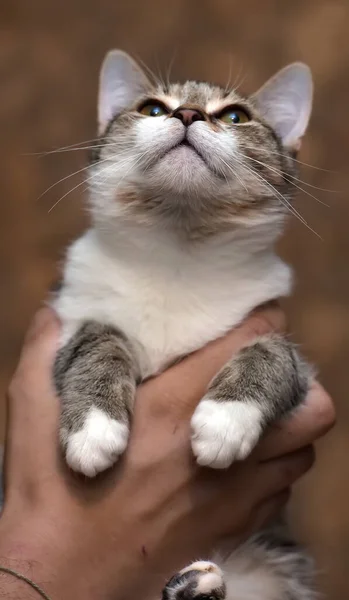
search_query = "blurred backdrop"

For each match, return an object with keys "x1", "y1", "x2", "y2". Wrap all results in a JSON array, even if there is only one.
[{"x1": 0, "y1": 0, "x2": 349, "y2": 598}]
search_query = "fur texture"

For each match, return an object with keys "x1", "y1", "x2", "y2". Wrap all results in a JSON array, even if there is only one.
[{"x1": 52, "y1": 50, "x2": 315, "y2": 599}]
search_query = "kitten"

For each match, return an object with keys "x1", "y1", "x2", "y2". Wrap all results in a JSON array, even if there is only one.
[{"x1": 53, "y1": 51, "x2": 315, "y2": 599}]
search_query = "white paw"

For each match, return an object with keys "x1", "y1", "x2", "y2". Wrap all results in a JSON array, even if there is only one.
[
  {"x1": 191, "y1": 400, "x2": 263, "y2": 468},
  {"x1": 65, "y1": 408, "x2": 129, "y2": 477},
  {"x1": 181, "y1": 561, "x2": 224, "y2": 595}
]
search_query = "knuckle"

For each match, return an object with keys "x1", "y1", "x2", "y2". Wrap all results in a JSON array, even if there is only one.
[
  {"x1": 303, "y1": 445, "x2": 316, "y2": 470},
  {"x1": 244, "y1": 314, "x2": 273, "y2": 339},
  {"x1": 7, "y1": 370, "x2": 32, "y2": 404},
  {"x1": 296, "y1": 446, "x2": 316, "y2": 475},
  {"x1": 7, "y1": 375, "x2": 23, "y2": 402},
  {"x1": 278, "y1": 487, "x2": 292, "y2": 505},
  {"x1": 280, "y1": 446, "x2": 315, "y2": 484},
  {"x1": 314, "y1": 392, "x2": 336, "y2": 433},
  {"x1": 244, "y1": 309, "x2": 285, "y2": 340}
]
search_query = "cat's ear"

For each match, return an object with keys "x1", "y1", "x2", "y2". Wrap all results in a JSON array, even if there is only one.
[
  {"x1": 252, "y1": 63, "x2": 313, "y2": 152},
  {"x1": 98, "y1": 50, "x2": 152, "y2": 133}
]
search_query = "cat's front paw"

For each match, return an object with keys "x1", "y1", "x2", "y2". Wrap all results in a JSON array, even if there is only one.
[
  {"x1": 163, "y1": 561, "x2": 226, "y2": 600},
  {"x1": 191, "y1": 399, "x2": 263, "y2": 468},
  {"x1": 63, "y1": 408, "x2": 129, "y2": 477}
]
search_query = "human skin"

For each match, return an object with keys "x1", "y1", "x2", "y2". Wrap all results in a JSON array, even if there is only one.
[{"x1": 0, "y1": 304, "x2": 335, "y2": 600}]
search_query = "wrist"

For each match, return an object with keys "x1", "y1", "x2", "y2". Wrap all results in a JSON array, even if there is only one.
[
  {"x1": 0, "y1": 511, "x2": 161, "y2": 600},
  {"x1": 0, "y1": 514, "x2": 94, "y2": 600}
]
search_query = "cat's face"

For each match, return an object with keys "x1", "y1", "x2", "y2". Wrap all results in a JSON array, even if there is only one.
[{"x1": 89, "y1": 51, "x2": 313, "y2": 235}]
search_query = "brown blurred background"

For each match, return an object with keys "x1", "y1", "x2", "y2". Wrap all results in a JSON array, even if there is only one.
[{"x1": 0, "y1": 0, "x2": 348, "y2": 597}]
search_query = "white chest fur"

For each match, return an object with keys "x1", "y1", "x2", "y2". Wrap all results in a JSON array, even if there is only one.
[{"x1": 54, "y1": 227, "x2": 291, "y2": 377}]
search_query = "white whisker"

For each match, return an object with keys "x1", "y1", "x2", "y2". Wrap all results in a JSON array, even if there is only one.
[
  {"x1": 265, "y1": 149, "x2": 336, "y2": 173},
  {"x1": 217, "y1": 157, "x2": 249, "y2": 194},
  {"x1": 243, "y1": 154, "x2": 330, "y2": 207},
  {"x1": 25, "y1": 137, "x2": 104, "y2": 156},
  {"x1": 233, "y1": 156, "x2": 322, "y2": 239},
  {"x1": 37, "y1": 162, "x2": 96, "y2": 201},
  {"x1": 47, "y1": 151, "x2": 147, "y2": 214}
]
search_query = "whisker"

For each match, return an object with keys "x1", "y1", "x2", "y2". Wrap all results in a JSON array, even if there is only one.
[
  {"x1": 47, "y1": 178, "x2": 88, "y2": 213},
  {"x1": 218, "y1": 157, "x2": 249, "y2": 194},
  {"x1": 242, "y1": 154, "x2": 330, "y2": 207},
  {"x1": 48, "y1": 151, "x2": 148, "y2": 214},
  {"x1": 280, "y1": 174, "x2": 336, "y2": 194},
  {"x1": 224, "y1": 56, "x2": 234, "y2": 93},
  {"x1": 165, "y1": 49, "x2": 178, "y2": 88},
  {"x1": 25, "y1": 137, "x2": 103, "y2": 156},
  {"x1": 133, "y1": 54, "x2": 164, "y2": 88},
  {"x1": 154, "y1": 56, "x2": 167, "y2": 90},
  {"x1": 36, "y1": 144, "x2": 113, "y2": 155},
  {"x1": 233, "y1": 156, "x2": 322, "y2": 239},
  {"x1": 37, "y1": 161, "x2": 99, "y2": 201},
  {"x1": 47, "y1": 156, "x2": 116, "y2": 213},
  {"x1": 265, "y1": 149, "x2": 336, "y2": 173},
  {"x1": 39, "y1": 149, "x2": 136, "y2": 202},
  {"x1": 231, "y1": 63, "x2": 247, "y2": 94}
]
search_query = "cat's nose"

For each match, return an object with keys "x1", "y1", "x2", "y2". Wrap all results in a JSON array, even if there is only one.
[{"x1": 172, "y1": 107, "x2": 205, "y2": 126}]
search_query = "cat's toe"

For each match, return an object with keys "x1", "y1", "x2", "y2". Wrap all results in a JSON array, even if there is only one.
[
  {"x1": 191, "y1": 399, "x2": 263, "y2": 468},
  {"x1": 64, "y1": 408, "x2": 129, "y2": 477},
  {"x1": 163, "y1": 561, "x2": 225, "y2": 600}
]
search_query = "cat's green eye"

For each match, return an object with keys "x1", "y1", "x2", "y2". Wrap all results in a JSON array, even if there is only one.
[
  {"x1": 219, "y1": 106, "x2": 251, "y2": 124},
  {"x1": 139, "y1": 103, "x2": 169, "y2": 117}
]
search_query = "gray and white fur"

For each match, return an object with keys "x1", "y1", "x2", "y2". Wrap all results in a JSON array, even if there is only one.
[{"x1": 53, "y1": 50, "x2": 314, "y2": 599}]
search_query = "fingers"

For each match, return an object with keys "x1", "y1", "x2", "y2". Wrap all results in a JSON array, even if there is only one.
[
  {"x1": 5, "y1": 307, "x2": 61, "y2": 483},
  {"x1": 247, "y1": 489, "x2": 291, "y2": 536},
  {"x1": 255, "y1": 445, "x2": 315, "y2": 502},
  {"x1": 10, "y1": 306, "x2": 60, "y2": 391},
  {"x1": 257, "y1": 381, "x2": 335, "y2": 461},
  {"x1": 207, "y1": 445, "x2": 312, "y2": 540},
  {"x1": 136, "y1": 303, "x2": 285, "y2": 424}
]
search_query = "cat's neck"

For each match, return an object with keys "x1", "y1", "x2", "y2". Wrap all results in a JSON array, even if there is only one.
[
  {"x1": 89, "y1": 183, "x2": 285, "y2": 260},
  {"x1": 92, "y1": 213, "x2": 284, "y2": 273}
]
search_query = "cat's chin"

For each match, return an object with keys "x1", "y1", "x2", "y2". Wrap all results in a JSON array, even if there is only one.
[
  {"x1": 162, "y1": 142, "x2": 207, "y2": 167},
  {"x1": 146, "y1": 144, "x2": 218, "y2": 196}
]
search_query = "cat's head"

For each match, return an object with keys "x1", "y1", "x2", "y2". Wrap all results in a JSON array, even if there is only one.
[{"x1": 89, "y1": 50, "x2": 313, "y2": 236}]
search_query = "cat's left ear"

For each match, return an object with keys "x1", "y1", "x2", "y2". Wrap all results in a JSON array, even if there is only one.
[
  {"x1": 252, "y1": 63, "x2": 313, "y2": 152},
  {"x1": 98, "y1": 50, "x2": 152, "y2": 133}
]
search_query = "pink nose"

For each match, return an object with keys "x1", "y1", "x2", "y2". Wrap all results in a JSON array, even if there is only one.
[{"x1": 172, "y1": 107, "x2": 205, "y2": 126}]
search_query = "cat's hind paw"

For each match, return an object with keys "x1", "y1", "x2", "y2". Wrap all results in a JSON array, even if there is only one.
[{"x1": 162, "y1": 561, "x2": 226, "y2": 600}]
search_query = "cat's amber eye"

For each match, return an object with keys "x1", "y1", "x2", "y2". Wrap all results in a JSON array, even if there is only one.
[
  {"x1": 138, "y1": 102, "x2": 169, "y2": 117},
  {"x1": 218, "y1": 106, "x2": 251, "y2": 124}
]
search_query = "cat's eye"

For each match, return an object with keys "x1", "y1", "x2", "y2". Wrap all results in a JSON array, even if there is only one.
[
  {"x1": 138, "y1": 102, "x2": 169, "y2": 117},
  {"x1": 218, "y1": 106, "x2": 251, "y2": 124}
]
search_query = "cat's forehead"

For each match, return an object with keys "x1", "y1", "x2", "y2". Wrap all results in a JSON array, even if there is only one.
[{"x1": 156, "y1": 81, "x2": 244, "y2": 112}]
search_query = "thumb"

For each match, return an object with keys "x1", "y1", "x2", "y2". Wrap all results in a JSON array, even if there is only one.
[{"x1": 5, "y1": 307, "x2": 61, "y2": 485}]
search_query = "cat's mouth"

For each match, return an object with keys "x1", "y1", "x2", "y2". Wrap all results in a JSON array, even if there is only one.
[
  {"x1": 166, "y1": 138, "x2": 207, "y2": 164},
  {"x1": 177, "y1": 139, "x2": 203, "y2": 156},
  {"x1": 153, "y1": 136, "x2": 222, "y2": 180},
  {"x1": 166, "y1": 138, "x2": 224, "y2": 180}
]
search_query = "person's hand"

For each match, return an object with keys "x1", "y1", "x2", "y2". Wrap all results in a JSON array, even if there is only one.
[{"x1": 0, "y1": 305, "x2": 335, "y2": 600}]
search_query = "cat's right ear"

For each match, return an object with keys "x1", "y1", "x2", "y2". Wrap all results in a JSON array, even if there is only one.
[{"x1": 98, "y1": 50, "x2": 152, "y2": 133}]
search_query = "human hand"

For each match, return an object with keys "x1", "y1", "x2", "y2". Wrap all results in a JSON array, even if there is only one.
[{"x1": 0, "y1": 304, "x2": 335, "y2": 600}]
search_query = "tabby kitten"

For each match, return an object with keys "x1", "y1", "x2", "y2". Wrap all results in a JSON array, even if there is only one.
[{"x1": 53, "y1": 51, "x2": 314, "y2": 599}]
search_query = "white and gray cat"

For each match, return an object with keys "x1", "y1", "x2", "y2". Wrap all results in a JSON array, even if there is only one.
[{"x1": 53, "y1": 51, "x2": 315, "y2": 600}]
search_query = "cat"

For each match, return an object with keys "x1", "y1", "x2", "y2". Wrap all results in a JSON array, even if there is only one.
[{"x1": 53, "y1": 50, "x2": 315, "y2": 599}]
